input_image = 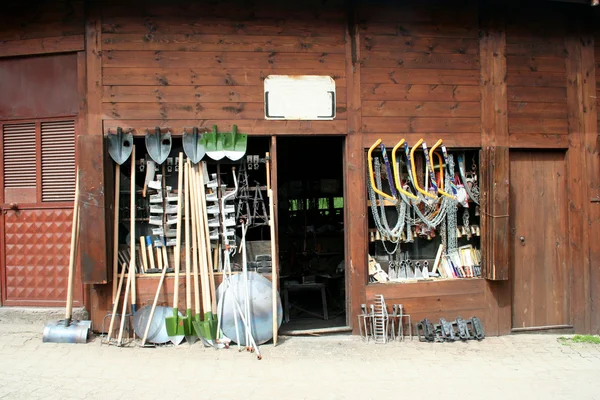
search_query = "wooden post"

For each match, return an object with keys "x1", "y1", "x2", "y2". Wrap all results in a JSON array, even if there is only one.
[
  {"x1": 344, "y1": 0, "x2": 367, "y2": 334},
  {"x1": 565, "y1": 12, "x2": 598, "y2": 333},
  {"x1": 479, "y1": 4, "x2": 511, "y2": 335}
]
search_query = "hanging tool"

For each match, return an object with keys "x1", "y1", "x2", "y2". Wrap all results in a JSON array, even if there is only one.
[
  {"x1": 391, "y1": 139, "x2": 419, "y2": 201},
  {"x1": 105, "y1": 127, "x2": 134, "y2": 339},
  {"x1": 165, "y1": 153, "x2": 186, "y2": 345},
  {"x1": 182, "y1": 127, "x2": 206, "y2": 164},
  {"x1": 368, "y1": 139, "x2": 396, "y2": 203},
  {"x1": 145, "y1": 127, "x2": 172, "y2": 165},
  {"x1": 427, "y1": 139, "x2": 456, "y2": 200},
  {"x1": 43, "y1": 169, "x2": 92, "y2": 343},
  {"x1": 222, "y1": 125, "x2": 248, "y2": 161},
  {"x1": 204, "y1": 124, "x2": 225, "y2": 160},
  {"x1": 410, "y1": 139, "x2": 437, "y2": 200}
]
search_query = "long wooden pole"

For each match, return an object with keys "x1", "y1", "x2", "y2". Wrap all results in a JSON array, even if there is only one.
[
  {"x1": 130, "y1": 145, "x2": 136, "y2": 313},
  {"x1": 112, "y1": 164, "x2": 120, "y2": 304},
  {"x1": 266, "y1": 152, "x2": 278, "y2": 346}
]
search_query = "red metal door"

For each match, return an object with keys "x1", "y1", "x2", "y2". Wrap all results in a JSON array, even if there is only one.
[{"x1": 1, "y1": 120, "x2": 82, "y2": 306}]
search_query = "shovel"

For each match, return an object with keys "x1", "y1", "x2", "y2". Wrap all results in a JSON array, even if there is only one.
[
  {"x1": 182, "y1": 127, "x2": 206, "y2": 164},
  {"x1": 204, "y1": 125, "x2": 225, "y2": 161},
  {"x1": 164, "y1": 153, "x2": 186, "y2": 345},
  {"x1": 222, "y1": 125, "x2": 247, "y2": 161},
  {"x1": 43, "y1": 169, "x2": 92, "y2": 343},
  {"x1": 107, "y1": 127, "x2": 133, "y2": 166},
  {"x1": 145, "y1": 127, "x2": 172, "y2": 165}
]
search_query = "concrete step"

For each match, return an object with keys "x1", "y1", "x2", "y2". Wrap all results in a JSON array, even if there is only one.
[{"x1": 0, "y1": 306, "x2": 89, "y2": 325}]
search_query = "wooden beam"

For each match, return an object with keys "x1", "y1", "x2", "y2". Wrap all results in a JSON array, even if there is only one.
[
  {"x1": 344, "y1": 2, "x2": 366, "y2": 334},
  {"x1": 79, "y1": 5, "x2": 109, "y2": 284},
  {"x1": 479, "y1": 4, "x2": 512, "y2": 335},
  {"x1": 565, "y1": 14, "x2": 598, "y2": 333},
  {"x1": 0, "y1": 35, "x2": 84, "y2": 58}
]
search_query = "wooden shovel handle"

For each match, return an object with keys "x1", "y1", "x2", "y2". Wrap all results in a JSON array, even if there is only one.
[{"x1": 65, "y1": 168, "x2": 80, "y2": 321}]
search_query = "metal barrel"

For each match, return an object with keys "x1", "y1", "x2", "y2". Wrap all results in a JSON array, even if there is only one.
[{"x1": 42, "y1": 321, "x2": 89, "y2": 344}]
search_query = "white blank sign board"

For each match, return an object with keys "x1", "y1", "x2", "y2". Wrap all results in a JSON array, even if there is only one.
[{"x1": 264, "y1": 75, "x2": 336, "y2": 120}]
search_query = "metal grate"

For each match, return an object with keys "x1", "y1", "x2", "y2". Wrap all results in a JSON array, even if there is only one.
[
  {"x1": 2, "y1": 122, "x2": 37, "y2": 189},
  {"x1": 41, "y1": 120, "x2": 75, "y2": 202}
]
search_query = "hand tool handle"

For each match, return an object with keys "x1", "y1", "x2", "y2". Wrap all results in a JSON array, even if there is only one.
[
  {"x1": 65, "y1": 168, "x2": 80, "y2": 321},
  {"x1": 130, "y1": 145, "x2": 137, "y2": 312},
  {"x1": 188, "y1": 160, "x2": 201, "y2": 315},
  {"x1": 146, "y1": 237, "x2": 156, "y2": 270},
  {"x1": 112, "y1": 164, "x2": 121, "y2": 304},
  {"x1": 117, "y1": 262, "x2": 133, "y2": 346},
  {"x1": 140, "y1": 237, "x2": 149, "y2": 273},
  {"x1": 184, "y1": 161, "x2": 192, "y2": 310},
  {"x1": 198, "y1": 161, "x2": 217, "y2": 313},
  {"x1": 106, "y1": 262, "x2": 127, "y2": 342},
  {"x1": 173, "y1": 153, "x2": 184, "y2": 303}
]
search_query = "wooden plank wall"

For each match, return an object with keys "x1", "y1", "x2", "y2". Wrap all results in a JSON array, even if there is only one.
[
  {"x1": 0, "y1": 1, "x2": 84, "y2": 58},
  {"x1": 505, "y1": 6, "x2": 569, "y2": 148},
  {"x1": 358, "y1": 0, "x2": 481, "y2": 148},
  {"x1": 100, "y1": 0, "x2": 348, "y2": 135}
]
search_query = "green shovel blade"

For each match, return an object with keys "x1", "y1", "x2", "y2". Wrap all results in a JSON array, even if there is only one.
[
  {"x1": 204, "y1": 125, "x2": 225, "y2": 160},
  {"x1": 192, "y1": 312, "x2": 218, "y2": 341},
  {"x1": 222, "y1": 125, "x2": 248, "y2": 161},
  {"x1": 182, "y1": 308, "x2": 195, "y2": 336},
  {"x1": 165, "y1": 308, "x2": 186, "y2": 336}
]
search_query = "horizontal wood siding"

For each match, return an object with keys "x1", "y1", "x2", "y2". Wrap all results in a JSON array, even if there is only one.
[
  {"x1": 506, "y1": 7, "x2": 569, "y2": 147},
  {"x1": 100, "y1": 0, "x2": 347, "y2": 135},
  {"x1": 358, "y1": 1, "x2": 481, "y2": 142},
  {"x1": 0, "y1": 1, "x2": 84, "y2": 58},
  {"x1": 365, "y1": 279, "x2": 489, "y2": 330}
]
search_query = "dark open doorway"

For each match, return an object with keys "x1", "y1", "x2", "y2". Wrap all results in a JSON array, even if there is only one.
[{"x1": 275, "y1": 136, "x2": 347, "y2": 334}]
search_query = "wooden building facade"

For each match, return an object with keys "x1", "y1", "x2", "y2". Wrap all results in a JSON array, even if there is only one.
[{"x1": 1, "y1": 0, "x2": 599, "y2": 337}]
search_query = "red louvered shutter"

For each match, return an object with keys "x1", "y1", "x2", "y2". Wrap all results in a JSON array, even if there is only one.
[
  {"x1": 41, "y1": 120, "x2": 75, "y2": 202},
  {"x1": 2, "y1": 122, "x2": 37, "y2": 203}
]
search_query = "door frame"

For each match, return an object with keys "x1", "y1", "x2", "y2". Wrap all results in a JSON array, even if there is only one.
[{"x1": 273, "y1": 134, "x2": 350, "y2": 331}]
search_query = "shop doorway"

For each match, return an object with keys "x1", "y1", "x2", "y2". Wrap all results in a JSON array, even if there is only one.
[
  {"x1": 275, "y1": 137, "x2": 347, "y2": 333},
  {"x1": 510, "y1": 150, "x2": 570, "y2": 331}
]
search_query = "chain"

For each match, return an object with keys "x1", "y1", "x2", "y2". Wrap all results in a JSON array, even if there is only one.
[
  {"x1": 366, "y1": 158, "x2": 404, "y2": 254},
  {"x1": 446, "y1": 154, "x2": 458, "y2": 254},
  {"x1": 457, "y1": 153, "x2": 480, "y2": 205},
  {"x1": 463, "y1": 208, "x2": 470, "y2": 232}
]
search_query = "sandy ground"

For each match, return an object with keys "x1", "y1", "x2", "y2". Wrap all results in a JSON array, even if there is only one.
[{"x1": 0, "y1": 322, "x2": 599, "y2": 400}]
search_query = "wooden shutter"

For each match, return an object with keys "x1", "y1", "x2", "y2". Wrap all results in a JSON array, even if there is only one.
[
  {"x1": 480, "y1": 146, "x2": 510, "y2": 280},
  {"x1": 3, "y1": 122, "x2": 37, "y2": 203},
  {"x1": 41, "y1": 120, "x2": 75, "y2": 202}
]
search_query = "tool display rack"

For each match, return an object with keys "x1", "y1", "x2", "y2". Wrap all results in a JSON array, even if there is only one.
[
  {"x1": 366, "y1": 147, "x2": 482, "y2": 282},
  {"x1": 114, "y1": 135, "x2": 274, "y2": 277}
]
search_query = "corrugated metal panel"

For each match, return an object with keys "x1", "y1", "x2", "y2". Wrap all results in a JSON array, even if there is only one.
[
  {"x1": 41, "y1": 120, "x2": 75, "y2": 202},
  {"x1": 2, "y1": 122, "x2": 37, "y2": 189}
]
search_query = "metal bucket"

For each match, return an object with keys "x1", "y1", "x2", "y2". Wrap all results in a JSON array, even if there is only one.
[{"x1": 42, "y1": 320, "x2": 91, "y2": 344}]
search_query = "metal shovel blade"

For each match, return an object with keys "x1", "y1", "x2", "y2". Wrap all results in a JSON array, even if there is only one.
[
  {"x1": 42, "y1": 319, "x2": 91, "y2": 344},
  {"x1": 204, "y1": 125, "x2": 225, "y2": 161},
  {"x1": 145, "y1": 127, "x2": 172, "y2": 165},
  {"x1": 182, "y1": 127, "x2": 206, "y2": 164},
  {"x1": 222, "y1": 125, "x2": 248, "y2": 161},
  {"x1": 107, "y1": 128, "x2": 134, "y2": 165}
]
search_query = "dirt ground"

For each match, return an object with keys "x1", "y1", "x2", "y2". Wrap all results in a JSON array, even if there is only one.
[{"x1": 0, "y1": 322, "x2": 599, "y2": 400}]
